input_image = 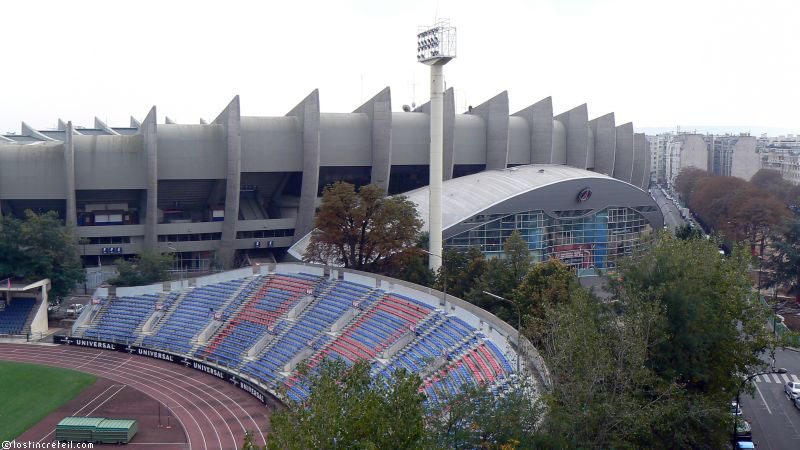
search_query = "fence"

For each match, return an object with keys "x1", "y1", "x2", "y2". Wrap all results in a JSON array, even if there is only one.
[{"x1": 760, "y1": 295, "x2": 800, "y2": 347}]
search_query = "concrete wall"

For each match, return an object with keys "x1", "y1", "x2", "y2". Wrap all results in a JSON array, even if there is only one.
[
  {"x1": 589, "y1": 113, "x2": 615, "y2": 176},
  {"x1": 730, "y1": 136, "x2": 760, "y2": 181},
  {"x1": 287, "y1": 90, "x2": 321, "y2": 241},
  {"x1": 613, "y1": 122, "x2": 634, "y2": 183},
  {"x1": 453, "y1": 115, "x2": 486, "y2": 165},
  {"x1": 390, "y1": 113, "x2": 428, "y2": 165},
  {"x1": 74, "y1": 135, "x2": 147, "y2": 189},
  {"x1": 158, "y1": 125, "x2": 226, "y2": 180},
  {"x1": 507, "y1": 117, "x2": 530, "y2": 166},
  {"x1": 354, "y1": 87, "x2": 392, "y2": 191},
  {"x1": 241, "y1": 117, "x2": 302, "y2": 172},
  {"x1": 319, "y1": 113, "x2": 371, "y2": 166},
  {"x1": 0, "y1": 143, "x2": 66, "y2": 199},
  {"x1": 552, "y1": 119, "x2": 566, "y2": 164},
  {"x1": 680, "y1": 134, "x2": 709, "y2": 173},
  {"x1": 512, "y1": 97, "x2": 554, "y2": 164},
  {"x1": 467, "y1": 91, "x2": 510, "y2": 170},
  {"x1": 632, "y1": 133, "x2": 647, "y2": 189},
  {"x1": 555, "y1": 104, "x2": 589, "y2": 169}
]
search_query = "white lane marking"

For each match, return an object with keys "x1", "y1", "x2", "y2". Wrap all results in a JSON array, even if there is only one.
[
  {"x1": 84, "y1": 385, "x2": 126, "y2": 416},
  {"x1": 792, "y1": 374, "x2": 800, "y2": 382},
  {"x1": 772, "y1": 373, "x2": 782, "y2": 383},
  {"x1": 755, "y1": 382, "x2": 772, "y2": 414},
  {"x1": 763, "y1": 374, "x2": 772, "y2": 383},
  {"x1": 782, "y1": 373, "x2": 791, "y2": 383},
  {"x1": 36, "y1": 384, "x2": 123, "y2": 443}
]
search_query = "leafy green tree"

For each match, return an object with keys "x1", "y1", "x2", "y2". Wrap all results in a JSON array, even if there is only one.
[
  {"x1": 536, "y1": 287, "x2": 681, "y2": 448},
  {"x1": 0, "y1": 210, "x2": 84, "y2": 299},
  {"x1": 304, "y1": 182, "x2": 423, "y2": 276},
  {"x1": 435, "y1": 247, "x2": 487, "y2": 299},
  {"x1": 266, "y1": 360, "x2": 425, "y2": 450},
  {"x1": 424, "y1": 379, "x2": 543, "y2": 449},
  {"x1": 766, "y1": 216, "x2": 800, "y2": 303},
  {"x1": 465, "y1": 231, "x2": 532, "y2": 322},
  {"x1": 109, "y1": 251, "x2": 173, "y2": 286},
  {"x1": 674, "y1": 223, "x2": 703, "y2": 240},
  {"x1": 511, "y1": 259, "x2": 576, "y2": 345},
  {"x1": 611, "y1": 233, "x2": 771, "y2": 396},
  {"x1": 397, "y1": 232, "x2": 434, "y2": 287}
]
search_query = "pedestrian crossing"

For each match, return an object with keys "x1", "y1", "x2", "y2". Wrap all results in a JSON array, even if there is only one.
[{"x1": 754, "y1": 373, "x2": 800, "y2": 383}]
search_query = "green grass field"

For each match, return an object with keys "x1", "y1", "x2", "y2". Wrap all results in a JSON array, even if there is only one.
[{"x1": 0, "y1": 361, "x2": 97, "y2": 442}]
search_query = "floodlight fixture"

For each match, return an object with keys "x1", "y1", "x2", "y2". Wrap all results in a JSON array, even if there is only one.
[{"x1": 416, "y1": 19, "x2": 456, "y2": 65}]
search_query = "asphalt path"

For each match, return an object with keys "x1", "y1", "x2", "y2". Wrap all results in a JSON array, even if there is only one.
[
  {"x1": 651, "y1": 188, "x2": 685, "y2": 231},
  {"x1": 739, "y1": 349, "x2": 800, "y2": 449}
]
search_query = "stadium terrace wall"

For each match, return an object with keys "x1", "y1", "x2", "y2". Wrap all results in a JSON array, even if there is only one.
[
  {"x1": 53, "y1": 335, "x2": 280, "y2": 408},
  {"x1": 84, "y1": 262, "x2": 551, "y2": 394},
  {"x1": 1, "y1": 92, "x2": 649, "y2": 269}
]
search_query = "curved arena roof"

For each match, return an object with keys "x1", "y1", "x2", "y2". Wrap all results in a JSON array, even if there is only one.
[{"x1": 288, "y1": 164, "x2": 663, "y2": 259}]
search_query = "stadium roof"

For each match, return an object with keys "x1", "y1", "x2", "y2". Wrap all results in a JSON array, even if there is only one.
[
  {"x1": 288, "y1": 164, "x2": 639, "y2": 259},
  {"x1": 403, "y1": 164, "x2": 618, "y2": 233}
]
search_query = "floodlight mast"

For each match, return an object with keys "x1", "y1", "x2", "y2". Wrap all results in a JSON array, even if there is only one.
[{"x1": 417, "y1": 19, "x2": 456, "y2": 272}]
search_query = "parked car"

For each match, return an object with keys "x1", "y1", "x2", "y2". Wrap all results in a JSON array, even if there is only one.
[
  {"x1": 734, "y1": 417, "x2": 752, "y2": 440},
  {"x1": 733, "y1": 441, "x2": 755, "y2": 450},
  {"x1": 786, "y1": 381, "x2": 800, "y2": 399},
  {"x1": 794, "y1": 395, "x2": 800, "y2": 410},
  {"x1": 731, "y1": 401, "x2": 742, "y2": 416},
  {"x1": 66, "y1": 304, "x2": 84, "y2": 315}
]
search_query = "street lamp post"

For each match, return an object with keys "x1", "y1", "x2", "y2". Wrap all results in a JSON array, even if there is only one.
[
  {"x1": 733, "y1": 367, "x2": 787, "y2": 438},
  {"x1": 166, "y1": 242, "x2": 183, "y2": 286},
  {"x1": 482, "y1": 290, "x2": 521, "y2": 375},
  {"x1": 421, "y1": 249, "x2": 446, "y2": 309}
]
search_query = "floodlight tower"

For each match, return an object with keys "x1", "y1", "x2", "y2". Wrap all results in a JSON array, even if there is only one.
[{"x1": 417, "y1": 19, "x2": 456, "y2": 272}]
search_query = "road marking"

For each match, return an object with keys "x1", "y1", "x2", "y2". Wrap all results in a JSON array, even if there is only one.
[
  {"x1": 772, "y1": 373, "x2": 782, "y2": 383},
  {"x1": 782, "y1": 374, "x2": 791, "y2": 383},
  {"x1": 763, "y1": 374, "x2": 772, "y2": 383},
  {"x1": 755, "y1": 382, "x2": 772, "y2": 414},
  {"x1": 793, "y1": 374, "x2": 800, "y2": 382}
]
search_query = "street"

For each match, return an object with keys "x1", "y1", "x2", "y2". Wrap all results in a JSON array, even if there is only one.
[
  {"x1": 651, "y1": 188, "x2": 685, "y2": 231},
  {"x1": 740, "y1": 349, "x2": 800, "y2": 449}
]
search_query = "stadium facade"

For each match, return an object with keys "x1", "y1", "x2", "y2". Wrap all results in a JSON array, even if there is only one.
[{"x1": 0, "y1": 89, "x2": 656, "y2": 269}]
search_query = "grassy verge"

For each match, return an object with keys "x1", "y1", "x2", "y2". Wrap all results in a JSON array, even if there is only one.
[{"x1": 0, "y1": 361, "x2": 97, "y2": 442}]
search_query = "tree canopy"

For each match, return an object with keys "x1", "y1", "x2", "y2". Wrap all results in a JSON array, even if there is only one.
[
  {"x1": 0, "y1": 210, "x2": 84, "y2": 299},
  {"x1": 265, "y1": 361, "x2": 426, "y2": 450},
  {"x1": 303, "y1": 182, "x2": 423, "y2": 276},
  {"x1": 766, "y1": 216, "x2": 800, "y2": 303},
  {"x1": 675, "y1": 168, "x2": 788, "y2": 248},
  {"x1": 108, "y1": 251, "x2": 174, "y2": 286}
]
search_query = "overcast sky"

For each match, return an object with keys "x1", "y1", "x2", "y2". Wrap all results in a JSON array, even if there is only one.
[{"x1": 2, "y1": 0, "x2": 798, "y2": 135}]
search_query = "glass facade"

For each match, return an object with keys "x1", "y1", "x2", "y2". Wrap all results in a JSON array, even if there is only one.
[{"x1": 445, "y1": 207, "x2": 652, "y2": 276}]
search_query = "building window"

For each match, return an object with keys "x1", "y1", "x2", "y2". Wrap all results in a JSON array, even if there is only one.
[{"x1": 445, "y1": 207, "x2": 651, "y2": 276}]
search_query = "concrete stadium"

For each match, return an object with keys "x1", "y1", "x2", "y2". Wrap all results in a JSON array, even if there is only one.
[{"x1": 1, "y1": 90, "x2": 658, "y2": 274}]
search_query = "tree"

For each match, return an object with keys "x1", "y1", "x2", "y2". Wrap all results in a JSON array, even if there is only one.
[
  {"x1": 511, "y1": 259, "x2": 576, "y2": 345},
  {"x1": 434, "y1": 247, "x2": 487, "y2": 300},
  {"x1": 674, "y1": 223, "x2": 703, "y2": 240},
  {"x1": 0, "y1": 210, "x2": 84, "y2": 299},
  {"x1": 397, "y1": 233, "x2": 435, "y2": 287},
  {"x1": 424, "y1": 378, "x2": 543, "y2": 449},
  {"x1": 303, "y1": 182, "x2": 423, "y2": 276},
  {"x1": 464, "y1": 231, "x2": 532, "y2": 323},
  {"x1": 766, "y1": 216, "x2": 800, "y2": 303},
  {"x1": 608, "y1": 233, "x2": 772, "y2": 446},
  {"x1": 109, "y1": 251, "x2": 173, "y2": 286},
  {"x1": 751, "y1": 169, "x2": 800, "y2": 207},
  {"x1": 266, "y1": 360, "x2": 426, "y2": 450},
  {"x1": 675, "y1": 167, "x2": 712, "y2": 205}
]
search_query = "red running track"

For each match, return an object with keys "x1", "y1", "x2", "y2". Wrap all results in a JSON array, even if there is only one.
[{"x1": 0, "y1": 343, "x2": 275, "y2": 450}]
